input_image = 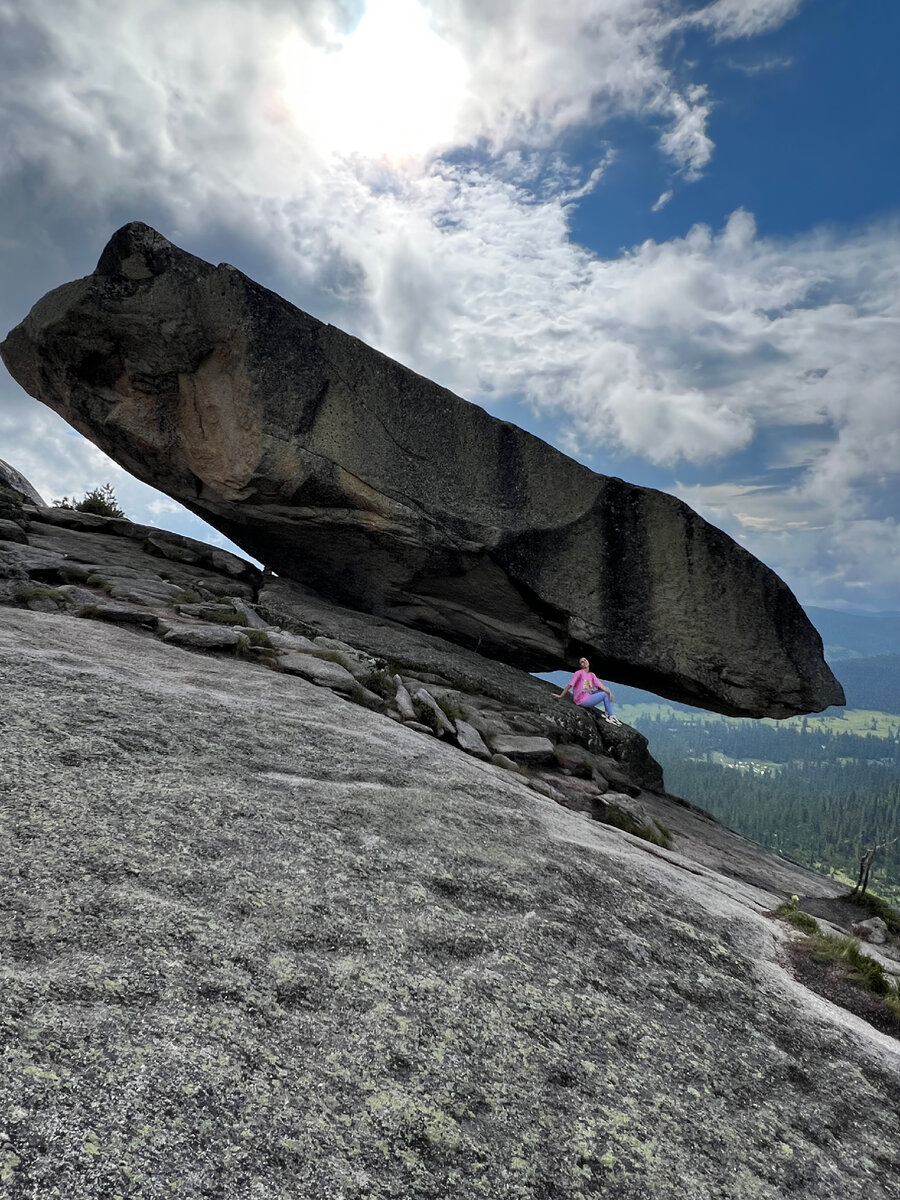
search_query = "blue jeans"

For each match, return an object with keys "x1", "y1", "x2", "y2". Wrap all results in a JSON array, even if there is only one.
[{"x1": 580, "y1": 691, "x2": 613, "y2": 717}]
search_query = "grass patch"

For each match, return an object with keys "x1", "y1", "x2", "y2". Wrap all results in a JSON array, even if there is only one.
[
  {"x1": 777, "y1": 898, "x2": 900, "y2": 1033},
  {"x1": 775, "y1": 900, "x2": 819, "y2": 936},
  {"x1": 244, "y1": 629, "x2": 272, "y2": 648},
  {"x1": 436, "y1": 697, "x2": 464, "y2": 723},
  {"x1": 313, "y1": 649, "x2": 349, "y2": 667},
  {"x1": 808, "y1": 931, "x2": 893, "y2": 996},
  {"x1": 16, "y1": 585, "x2": 64, "y2": 604}
]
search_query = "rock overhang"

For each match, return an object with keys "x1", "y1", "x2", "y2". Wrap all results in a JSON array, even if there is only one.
[{"x1": 1, "y1": 221, "x2": 845, "y2": 719}]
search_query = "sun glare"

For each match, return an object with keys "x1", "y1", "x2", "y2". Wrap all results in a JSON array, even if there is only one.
[{"x1": 280, "y1": 0, "x2": 468, "y2": 164}]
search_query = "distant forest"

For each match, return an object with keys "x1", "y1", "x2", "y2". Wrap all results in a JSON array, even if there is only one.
[
  {"x1": 627, "y1": 712, "x2": 900, "y2": 901},
  {"x1": 832, "y1": 655, "x2": 900, "y2": 714},
  {"x1": 579, "y1": 607, "x2": 900, "y2": 899},
  {"x1": 806, "y1": 606, "x2": 900, "y2": 661}
]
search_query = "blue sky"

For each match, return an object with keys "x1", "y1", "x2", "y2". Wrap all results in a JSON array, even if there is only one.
[{"x1": 1, "y1": 0, "x2": 898, "y2": 614}]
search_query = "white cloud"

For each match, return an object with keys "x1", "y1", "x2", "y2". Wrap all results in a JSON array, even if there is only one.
[
  {"x1": 651, "y1": 189, "x2": 673, "y2": 212},
  {"x1": 726, "y1": 55, "x2": 794, "y2": 75},
  {"x1": 3, "y1": 0, "x2": 899, "y2": 608},
  {"x1": 657, "y1": 85, "x2": 713, "y2": 180},
  {"x1": 0, "y1": 0, "x2": 727, "y2": 215},
  {"x1": 673, "y1": 478, "x2": 900, "y2": 611},
  {"x1": 692, "y1": 0, "x2": 805, "y2": 41}
]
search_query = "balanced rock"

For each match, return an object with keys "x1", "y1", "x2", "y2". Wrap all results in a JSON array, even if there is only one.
[{"x1": 1, "y1": 222, "x2": 844, "y2": 717}]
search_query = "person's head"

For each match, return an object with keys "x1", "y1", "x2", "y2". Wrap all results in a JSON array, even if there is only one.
[{"x1": 578, "y1": 657, "x2": 589, "y2": 670}]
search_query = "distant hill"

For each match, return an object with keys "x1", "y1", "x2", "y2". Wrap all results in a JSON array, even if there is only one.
[
  {"x1": 806, "y1": 606, "x2": 900, "y2": 661},
  {"x1": 831, "y1": 654, "x2": 900, "y2": 715}
]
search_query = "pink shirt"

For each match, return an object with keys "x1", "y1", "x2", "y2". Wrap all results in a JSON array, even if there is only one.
[{"x1": 569, "y1": 669, "x2": 603, "y2": 706}]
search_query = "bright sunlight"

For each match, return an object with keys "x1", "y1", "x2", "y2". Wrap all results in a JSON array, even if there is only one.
[{"x1": 280, "y1": 0, "x2": 469, "y2": 164}]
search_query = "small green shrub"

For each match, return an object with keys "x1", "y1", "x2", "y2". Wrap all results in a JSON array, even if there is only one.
[
  {"x1": 244, "y1": 629, "x2": 271, "y2": 647},
  {"x1": 775, "y1": 900, "x2": 819, "y2": 936},
  {"x1": 601, "y1": 806, "x2": 672, "y2": 849},
  {"x1": 413, "y1": 700, "x2": 443, "y2": 736},
  {"x1": 437, "y1": 697, "x2": 464, "y2": 723},
  {"x1": 17, "y1": 585, "x2": 64, "y2": 604},
  {"x1": 55, "y1": 483, "x2": 125, "y2": 518},
  {"x1": 360, "y1": 668, "x2": 397, "y2": 702},
  {"x1": 654, "y1": 819, "x2": 673, "y2": 845}
]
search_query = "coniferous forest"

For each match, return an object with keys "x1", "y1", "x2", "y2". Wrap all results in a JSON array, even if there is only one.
[
  {"x1": 546, "y1": 609, "x2": 900, "y2": 899},
  {"x1": 623, "y1": 709, "x2": 900, "y2": 901}
]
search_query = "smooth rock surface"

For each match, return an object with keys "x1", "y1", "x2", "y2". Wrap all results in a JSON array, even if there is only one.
[
  {"x1": 0, "y1": 518, "x2": 27, "y2": 543},
  {"x1": 454, "y1": 719, "x2": 491, "y2": 760},
  {"x1": 3, "y1": 607, "x2": 895, "y2": 1200},
  {"x1": 161, "y1": 623, "x2": 249, "y2": 651},
  {"x1": 487, "y1": 734, "x2": 555, "y2": 763},
  {"x1": 1, "y1": 222, "x2": 843, "y2": 718},
  {"x1": 0, "y1": 456, "x2": 46, "y2": 506},
  {"x1": 853, "y1": 917, "x2": 889, "y2": 944},
  {"x1": 277, "y1": 651, "x2": 358, "y2": 693}
]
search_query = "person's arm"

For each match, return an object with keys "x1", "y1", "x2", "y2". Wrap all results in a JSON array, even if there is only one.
[
  {"x1": 555, "y1": 672, "x2": 577, "y2": 699},
  {"x1": 593, "y1": 674, "x2": 613, "y2": 698}
]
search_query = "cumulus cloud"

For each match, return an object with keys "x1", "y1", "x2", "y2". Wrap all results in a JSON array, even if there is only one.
[
  {"x1": 0, "y1": 0, "x2": 722, "y2": 216},
  {"x1": 2, "y1": 0, "x2": 898, "y2": 607}
]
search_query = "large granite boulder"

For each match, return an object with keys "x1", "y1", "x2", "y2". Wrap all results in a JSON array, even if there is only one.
[
  {"x1": 1, "y1": 222, "x2": 843, "y2": 717},
  {"x1": 0, "y1": 457, "x2": 46, "y2": 506}
]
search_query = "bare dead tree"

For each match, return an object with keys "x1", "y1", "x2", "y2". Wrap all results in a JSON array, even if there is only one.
[{"x1": 850, "y1": 835, "x2": 900, "y2": 899}]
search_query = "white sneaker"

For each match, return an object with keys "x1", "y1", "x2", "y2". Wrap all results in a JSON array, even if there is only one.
[{"x1": 607, "y1": 716, "x2": 623, "y2": 726}]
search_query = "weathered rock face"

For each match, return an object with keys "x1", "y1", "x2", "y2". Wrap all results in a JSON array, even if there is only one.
[
  {"x1": 1, "y1": 221, "x2": 844, "y2": 717},
  {"x1": 0, "y1": 487, "x2": 665, "y2": 796},
  {"x1": 1, "y1": 479, "x2": 899, "y2": 1197},
  {"x1": 1, "y1": 603, "x2": 899, "y2": 1199},
  {"x1": 0, "y1": 456, "x2": 46, "y2": 506}
]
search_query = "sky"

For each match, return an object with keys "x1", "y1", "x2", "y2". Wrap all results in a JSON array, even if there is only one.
[{"x1": 1, "y1": 0, "x2": 898, "y2": 614}]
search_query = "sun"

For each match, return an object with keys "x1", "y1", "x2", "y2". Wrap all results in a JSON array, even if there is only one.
[{"x1": 280, "y1": 0, "x2": 469, "y2": 164}]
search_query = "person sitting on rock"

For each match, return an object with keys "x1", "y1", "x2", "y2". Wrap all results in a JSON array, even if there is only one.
[{"x1": 554, "y1": 657, "x2": 621, "y2": 724}]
